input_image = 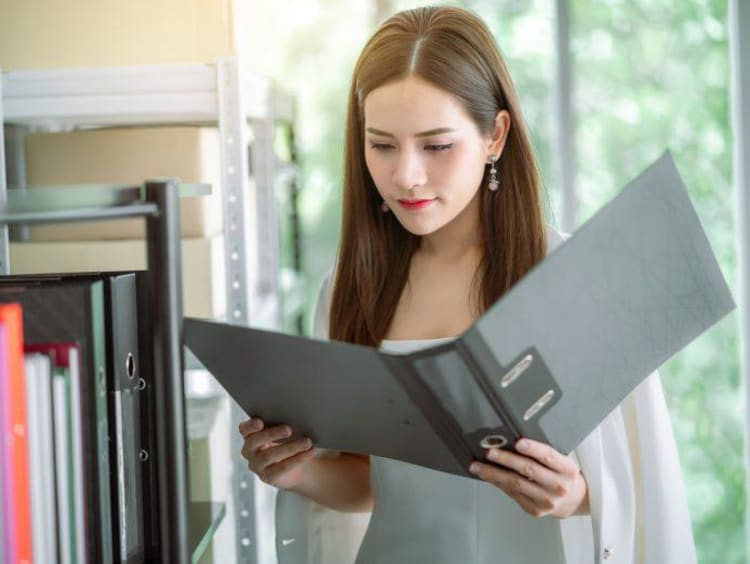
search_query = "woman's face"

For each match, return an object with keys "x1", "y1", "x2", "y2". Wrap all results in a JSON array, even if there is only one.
[{"x1": 363, "y1": 75, "x2": 498, "y2": 237}]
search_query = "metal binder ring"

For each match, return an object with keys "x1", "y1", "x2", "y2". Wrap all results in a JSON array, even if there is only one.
[
  {"x1": 501, "y1": 354, "x2": 534, "y2": 388},
  {"x1": 523, "y1": 389, "x2": 556, "y2": 421},
  {"x1": 479, "y1": 435, "x2": 508, "y2": 449}
]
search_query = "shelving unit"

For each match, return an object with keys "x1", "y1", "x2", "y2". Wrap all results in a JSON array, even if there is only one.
[
  {"x1": 1, "y1": 57, "x2": 297, "y2": 563},
  {"x1": 0, "y1": 181, "x2": 220, "y2": 563}
]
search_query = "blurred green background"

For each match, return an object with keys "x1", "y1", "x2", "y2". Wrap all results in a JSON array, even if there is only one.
[{"x1": 255, "y1": 0, "x2": 745, "y2": 561}]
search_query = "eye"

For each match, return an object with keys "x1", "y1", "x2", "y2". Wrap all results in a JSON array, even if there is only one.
[
  {"x1": 425, "y1": 143, "x2": 454, "y2": 152},
  {"x1": 369, "y1": 142, "x2": 395, "y2": 151}
]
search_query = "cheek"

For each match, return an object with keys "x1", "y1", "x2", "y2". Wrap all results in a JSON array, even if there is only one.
[
  {"x1": 364, "y1": 150, "x2": 389, "y2": 191},
  {"x1": 435, "y1": 146, "x2": 484, "y2": 186}
]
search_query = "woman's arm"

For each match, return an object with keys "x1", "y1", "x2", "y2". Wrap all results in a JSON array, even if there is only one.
[
  {"x1": 239, "y1": 417, "x2": 372, "y2": 513},
  {"x1": 289, "y1": 452, "x2": 373, "y2": 512}
]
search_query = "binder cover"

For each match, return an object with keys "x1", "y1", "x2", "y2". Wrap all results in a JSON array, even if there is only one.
[{"x1": 185, "y1": 152, "x2": 735, "y2": 478}]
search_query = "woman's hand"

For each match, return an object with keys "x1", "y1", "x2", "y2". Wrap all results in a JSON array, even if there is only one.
[
  {"x1": 238, "y1": 417, "x2": 316, "y2": 490},
  {"x1": 469, "y1": 438, "x2": 588, "y2": 519}
]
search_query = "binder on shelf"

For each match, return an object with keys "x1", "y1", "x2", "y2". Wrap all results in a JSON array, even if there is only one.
[
  {"x1": 0, "y1": 272, "x2": 147, "y2": 563},
  {"x1": 0, "y1": 280, "x2": 114, "y2": 563},
  {"x1": 0, "y1": 303, "x2": 34, "y2": 564},
  {"x1": 103, "y1": 273, "x2": 144, "y2": 564},
  {"x1": 185, "y1": 152, "x2": 735, "y2": 478}
]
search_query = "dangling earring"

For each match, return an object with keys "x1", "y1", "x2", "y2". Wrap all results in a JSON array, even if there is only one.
[
  {"x1": 381, "y1": 200, "x2": 390, "y2": 213},
  {"x1": 488, "y1": 155, "x2": 500, "y2": 192}
]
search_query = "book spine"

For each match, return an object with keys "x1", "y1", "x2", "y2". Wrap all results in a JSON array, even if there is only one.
[{"x1": 0, "y1": 304, "x2": 34, "y2": 564}]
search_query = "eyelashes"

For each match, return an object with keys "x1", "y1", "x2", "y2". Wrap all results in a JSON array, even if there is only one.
[{"x1": 368, "y1": 142, "x2": 454, "y2": 152}]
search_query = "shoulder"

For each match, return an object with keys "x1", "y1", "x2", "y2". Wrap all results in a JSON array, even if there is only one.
[{"x1": 545, "y1": 224, "x2": 570, "y2": 256}]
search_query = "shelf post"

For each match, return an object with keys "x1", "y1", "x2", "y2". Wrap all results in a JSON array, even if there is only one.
[{"x1": 145, "y1": 178, "x2": 191, "y2": 563}]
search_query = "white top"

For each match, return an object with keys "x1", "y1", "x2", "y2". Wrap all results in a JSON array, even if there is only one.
[{"x1": 274, "y1": 227, "x2": 697, "y2": 564}]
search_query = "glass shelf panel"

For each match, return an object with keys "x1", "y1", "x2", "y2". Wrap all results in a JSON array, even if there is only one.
[{"x1": 190, "y1": 501, "x2": 226, "y2": 564}]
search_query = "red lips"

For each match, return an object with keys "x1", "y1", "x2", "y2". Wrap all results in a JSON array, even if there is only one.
[{"x1": 397, "y1": 199, "x2": 436, "y2": 211}]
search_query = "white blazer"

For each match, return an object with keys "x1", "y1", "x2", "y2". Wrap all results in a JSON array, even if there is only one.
[{"x1": 274, "y1": 227, "x2": 697, "y2": 564}]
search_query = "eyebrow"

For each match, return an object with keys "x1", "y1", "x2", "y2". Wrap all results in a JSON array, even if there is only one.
[{"x1": 365, "y1": 127, "x2": 456, "y2": 138}]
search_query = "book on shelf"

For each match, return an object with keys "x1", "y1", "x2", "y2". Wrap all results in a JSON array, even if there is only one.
[
  {"x1": 185, "y1": 152, "x2": 735, "y2": 478},
  {"x1": 0, "y1": 303, "x2": 33, "y2": 564},
  {"x1": 23, "y1": 352, "x2": 56, "y2": 563},
  {"x1": 25, "y1": 342, "x2": 86, "y2": 564}
]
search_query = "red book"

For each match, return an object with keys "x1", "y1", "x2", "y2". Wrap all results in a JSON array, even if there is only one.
[{"x1": 0, "y1": 303, "x2": 34, "y2": 564}]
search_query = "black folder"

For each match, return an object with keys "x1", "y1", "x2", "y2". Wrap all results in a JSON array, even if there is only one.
[
  {"x1": 0, "y1": 277, "x2": 114, "y2": 561},
  {"x1": 0, "y1": 272, "x2": 146, "y2": 562},
  {"x1": 185, "y1": 152, "x2": 735, "y2": 478}
]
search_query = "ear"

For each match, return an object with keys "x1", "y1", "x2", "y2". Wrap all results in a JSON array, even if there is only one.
[{"x1": 486, "y1": 110, "x2": 511, "y2": 160}]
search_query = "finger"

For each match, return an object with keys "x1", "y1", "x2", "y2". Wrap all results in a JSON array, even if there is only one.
[
  {"x1": 485, "y1": 448, "x2": 559, "y2": 490},
  {"x1": 511, "y1": 491, "x2": 550, "y2": 518},
  {"x1": 254, "y1": 437, "x2": 313, "y2": 470},
  {"x1": 238, "y1": 417, "x2": 264, "y2": 437},
  {"x1": 245, "y1": 424, "x2": 292, "y2": 453},
  {"x1": 261, "y1": 448, "x2": 316, "y2": 484},
  {"x1": 470, "y1": 462, "x2": 552, "y2": 508},
  {"x1": 515, "y1": 439, "x2": 578, "y2": 475}
]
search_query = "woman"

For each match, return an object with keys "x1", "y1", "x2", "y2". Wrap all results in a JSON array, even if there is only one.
[{"x1": 239, "y1": 6, "x2": 696, "y2": 563}]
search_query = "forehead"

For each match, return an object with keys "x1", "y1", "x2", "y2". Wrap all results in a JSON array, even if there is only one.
[{"x1": 363, "y1": 76, "x2": 476, "y2": 134}]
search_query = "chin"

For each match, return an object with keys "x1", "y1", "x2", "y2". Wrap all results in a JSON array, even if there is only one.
[{"x1": 395, "y1": 218, "x2": 441, "y2": 237}]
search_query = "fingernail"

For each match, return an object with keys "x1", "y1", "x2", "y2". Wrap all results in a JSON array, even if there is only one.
[
  {"x1": 303, "y1": 438, "x2": 312, "y2": 448},
  {"x1": 516, "y1": 439, "x2": 528, "y2": 451},
  {"x1": 250, "y1": 419, "x2": 260, "y2": 429},
  {"x1": 469, "y1": 462, "x2": 481, "y2": 474},
  {"x1": 283, "y1": 426, "x2": 292, "y2": 437}
]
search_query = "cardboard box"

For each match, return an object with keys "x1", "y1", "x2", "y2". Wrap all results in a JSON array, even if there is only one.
[{"x1": 25, "y1": 126, "x2": 224, "y2": 240}]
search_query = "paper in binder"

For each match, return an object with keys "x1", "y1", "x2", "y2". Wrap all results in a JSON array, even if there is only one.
[
  {"x1": 26, "y1": 343, "x2": 86, "y2": 564},
  {"x1": 185, "y1": 153, "x2": 735, "y2": 478},
  {"x1": 23, "y1": 353, "x2": 57, "y2": 564}
]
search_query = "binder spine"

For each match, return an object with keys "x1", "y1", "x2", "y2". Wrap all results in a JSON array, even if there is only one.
[
  {"x1": 382, "y1": 354, "x2": 476, "y2": 473},
  {"x1": 454, "y1": 338, "x2": 524, "y2": 445},
  {"x1": 457, "y1": 334, "x2": 562, "y2": 447}
]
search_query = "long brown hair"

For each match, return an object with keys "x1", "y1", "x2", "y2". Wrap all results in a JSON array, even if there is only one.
[{"x1": 329, "y1": 6, "x2": 547, "y2": 345}]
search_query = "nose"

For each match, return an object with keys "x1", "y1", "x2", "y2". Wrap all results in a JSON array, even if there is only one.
[{"x1": 392, "y1": 149, "x2": 427, "y2": 191}]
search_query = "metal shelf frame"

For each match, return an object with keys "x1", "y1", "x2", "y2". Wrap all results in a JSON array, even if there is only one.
[
  {"x1": 1, "y1": 56, "x2": 292, "y2": 564},
  {"x1": 0, "y1": 181, "x2": 191, "y2": 562}
]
